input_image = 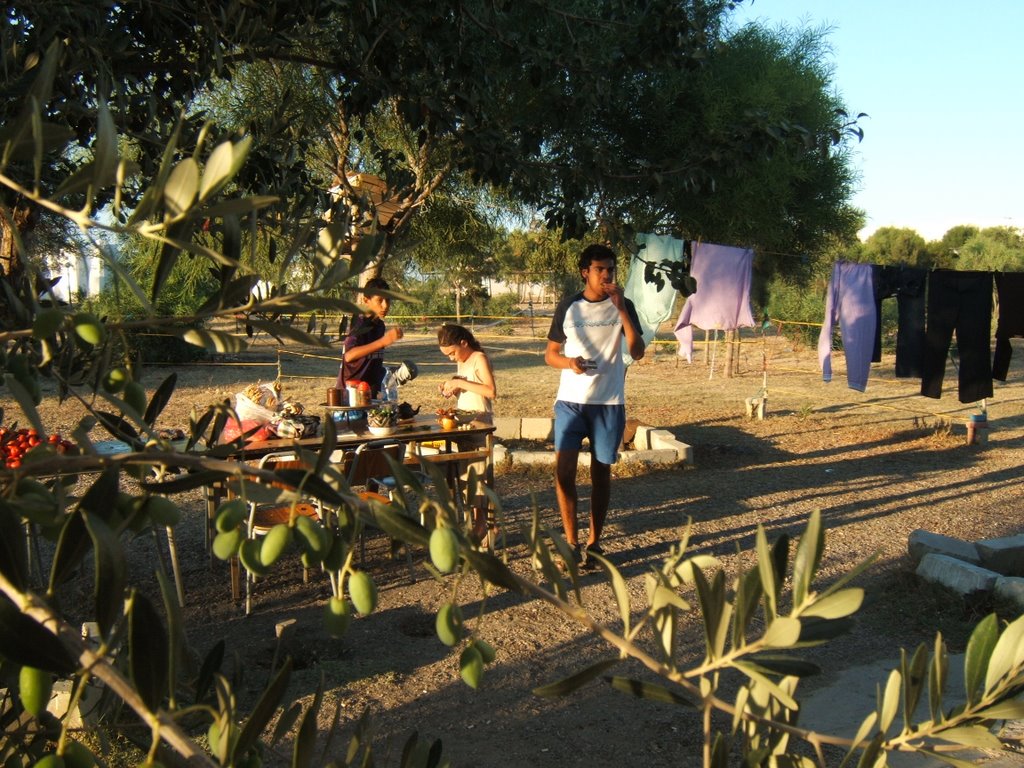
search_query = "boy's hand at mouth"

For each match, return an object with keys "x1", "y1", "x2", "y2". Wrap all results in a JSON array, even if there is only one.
[{"x1": 604, "y1": 282, "x2": 625, "y2": 308}]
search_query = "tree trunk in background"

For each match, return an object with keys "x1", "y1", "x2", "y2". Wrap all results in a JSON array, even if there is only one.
[
  {"x1": 1, "y1": 201, "x2": 37, "y2": 330},
  {"x1": 0, "y1": 201, "x2": 35, "y2": 280}
]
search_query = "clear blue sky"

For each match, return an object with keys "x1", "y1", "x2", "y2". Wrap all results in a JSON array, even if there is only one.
[{"x1": 729, "y1": 0, "x2": 1024, "y2": 242}]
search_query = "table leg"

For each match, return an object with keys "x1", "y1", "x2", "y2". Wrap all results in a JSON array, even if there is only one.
[
  {"x1": 230, "y1": 557, "x2": 241, "y2": 602},
  {"x1": 165, "y1": 526, "x2": 186, "y2": 607},
  {"x1": 205, "y1": 481, "x2": 223, "y2": 561}
]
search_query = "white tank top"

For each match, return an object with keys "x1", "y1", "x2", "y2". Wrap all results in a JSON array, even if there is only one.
[{"x1": 456, "y1": 351, "x2": 493, "y2": 424}]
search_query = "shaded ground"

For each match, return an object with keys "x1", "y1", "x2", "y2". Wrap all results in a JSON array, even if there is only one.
[{"x1": 15, "y1": 327, "x2": 1024, "y2": 767}]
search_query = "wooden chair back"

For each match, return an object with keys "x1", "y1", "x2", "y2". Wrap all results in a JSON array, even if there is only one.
[{"x1": 340, "y1": 440, "x2": 403, "y2": 487}]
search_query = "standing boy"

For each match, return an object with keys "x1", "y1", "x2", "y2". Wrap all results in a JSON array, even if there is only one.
[
  {"x1": 336, "y1": 277, "x2": 403, "y2": 397},
  {"x1": 545, "y1": 244, "x2": 645, "y2": 568}
]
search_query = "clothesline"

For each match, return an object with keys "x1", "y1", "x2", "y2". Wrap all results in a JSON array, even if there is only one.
[
  {"x1": 639, "y1": 239, "x2": 1020, "y2": 406},
  {"x1": 819, "y1": 262, "x2": 1022, "y2": 405}
]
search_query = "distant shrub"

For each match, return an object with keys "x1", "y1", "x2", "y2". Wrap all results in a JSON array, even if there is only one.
[
  {"x1": 764, "y1": 275, "x2": 826, "y2": 347},
  {"x1": 486, "y1": 292, "x2": 520, "y2": 319},
  {"x1": 125, "y1": 325, "x2": 209, "y2": 365},
  {"x1": 81, "y1": 292, "x2": 208, "y2": 364}
]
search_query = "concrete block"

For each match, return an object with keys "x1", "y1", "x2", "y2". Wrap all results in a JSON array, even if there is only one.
[
  {"x1": 976, "y1": 534, "x2": 1024, "y2": 576},
  {"x1": 492, "y1": 443, "x2": 510, "y2": 467},
  {"x1": 916, "y1": 553, "x2": 998, "y2": 597},
  {"x1": 634, "y1": 424, "x2": 655, "y2": 450},
  {"x1": 994, "y1": 577, "x2": 1024, "y2": 611},
  {"x1": 513, "y1": 450, "x2": 554, "y2": 467},
  {"x1": 617, "y1": 449, "x2": 678, "y2": 466},
  {"x1": 492, "y1": 417, "x2": 521, "y2": 441},
  {"x1": 48, "y1": 677, "x2": 104, "y2": 728},
  {"x1": 520, "y1": 418, "x2": 554, "y2": 441},
  {"x1": 908, "y1": 529, "x2": 981, "y2": 565},
  {"x1": 648, "y1": 429, "x2": 694, "y2": 465}
]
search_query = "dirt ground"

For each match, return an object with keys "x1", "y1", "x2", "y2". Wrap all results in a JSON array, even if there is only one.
[{"x1": 12, "y1": 324, "x2": 1024, "y2": 767}]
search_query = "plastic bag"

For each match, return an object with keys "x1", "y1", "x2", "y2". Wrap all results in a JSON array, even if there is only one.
[
  {"x1": 235, "y1": 392, "x2": 276, "y2": 424},
  {"x1": 219, "y1": 418, "x2": 273, "y2": 445}
]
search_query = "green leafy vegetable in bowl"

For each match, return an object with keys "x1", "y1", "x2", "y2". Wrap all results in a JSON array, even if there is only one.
[{"x1": 367, "y1": 406, "x2": 398, "y2": 428}]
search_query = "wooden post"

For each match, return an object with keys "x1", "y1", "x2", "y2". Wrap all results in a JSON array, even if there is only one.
[{"x1": 724, "y1": 329, "x2": 735, "y2": 378}]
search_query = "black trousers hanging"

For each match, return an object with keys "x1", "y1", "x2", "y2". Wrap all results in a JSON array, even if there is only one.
[
  {"x1": 993, "y1": 273, "x2": 1024, "y2": 381},
  {"x1": 920, "y1": 270, "x2": 993, "y2": 403},
  {"x1": 871, "y1": 265, "x2": 926, "y2": 377}
]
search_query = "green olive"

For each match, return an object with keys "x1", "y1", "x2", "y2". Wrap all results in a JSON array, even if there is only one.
[
  {"x1": 323, "y1": 596, "x2": 352, "y2": 638},
  {"x1": 72, "y1": 312, "x2": 105, "y2": 346},
  {"x1": 429, "y1": 527, "x2": 460, "y2": 574},
  {"x1": 348, "y1": 570, "x2": 378, "y2": 615}
]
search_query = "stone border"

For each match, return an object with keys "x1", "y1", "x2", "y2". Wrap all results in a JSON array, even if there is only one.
[
  {"x1": 909, "y1": 529, "x2": 1024, "y2": 610},
  {"x1": 491, "y1": 417, "x2": 693, "y2": 469}
]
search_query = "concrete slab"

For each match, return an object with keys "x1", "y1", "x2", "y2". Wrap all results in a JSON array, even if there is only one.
[
  {"x1": 634, "y1": 424, "x2": 655, "y2": 450},
  {"x1": 908, "y1": 529, "x2": 982, "y2": 565},
  {"x1": 492, "y1": 443, "x2": 510, "y2": 467},
  {"x1": 492, "y1": 416, "x2": 521, "y2": 441},
  {"x1": 799, "y1": 654, "x2": 1024, "y2": 767},
  {"x1": 616, "y1": 449, "x2": 679, "y2": 466},
  {"x1": 916, "y1": 553, "x2": 999, "y2": 597},
  {"x1": 521, "y1": 418, "x2": 554, "y2": 441},
  {"x1": 976, "y1": 534, "x2": 1024, "y2": 577},
  {"x1": 512, "y1": 450, "x2": 555, "y2": 467},
  {"x1": 995, "y1": 577, "x2": 1024, "y2": 610},
  {"x1": 648, "y1": 429, "x2": 694, "y2": 465},
  {"x1": 496, "y1": 419, "x2": 693, "y2": 468}
]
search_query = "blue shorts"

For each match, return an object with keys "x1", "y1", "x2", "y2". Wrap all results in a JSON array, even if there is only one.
[{"x1": 553, "y1": 401, "x2": 626, "y2": 465}]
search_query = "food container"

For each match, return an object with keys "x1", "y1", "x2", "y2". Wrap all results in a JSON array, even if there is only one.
[
  {"x1": 345, "y1": 380, "x2": 370, "y2": 407},
  {"x1": 327, "y1": 387, "x2": 345, "y2": 406}
]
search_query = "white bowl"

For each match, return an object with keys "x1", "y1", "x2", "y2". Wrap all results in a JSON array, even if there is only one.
[{"x1": 367, "y1": 425, "x2": 394, "y2": 436}]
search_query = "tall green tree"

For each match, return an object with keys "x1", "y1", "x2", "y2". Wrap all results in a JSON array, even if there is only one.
[
  {"x1": 493, "y1": 18, "x2": 865, "y2": 260},
  {"x1": 396, "y1": 188, "x2": 502, "y2": 321},
  {"x1": 862, "y1": 226, "x2": 934, "y2": 268},
  {"x1": 954, "y1": 226, "x2": 1024, "y2": 272},
  {"x1": 496, "y1": 227, "x2": 581, "y2": 299}
]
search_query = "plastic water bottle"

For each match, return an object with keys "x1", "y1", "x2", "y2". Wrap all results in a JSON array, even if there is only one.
[{"x1": 382, "y1": 368, "x2": 399, "y2": 403}]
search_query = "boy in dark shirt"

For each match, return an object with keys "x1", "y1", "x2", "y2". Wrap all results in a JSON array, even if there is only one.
[{"x1": 336, "y1": 277, "x2": 403, "y2": 397}]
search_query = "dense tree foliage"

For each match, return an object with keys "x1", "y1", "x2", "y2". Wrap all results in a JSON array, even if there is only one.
[
  {"x1": 950, "y1": 226, "x2": 1024, "y2": 272},
  {"x1": 3, "y1": 0, "x2": 868, "y2": 306},
  {"x1": 536, "y1": 21, "x2": 865, "y2": 265},
  {"x1": 860, "y1": 227, "x2": 932, "y2": 268}
]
